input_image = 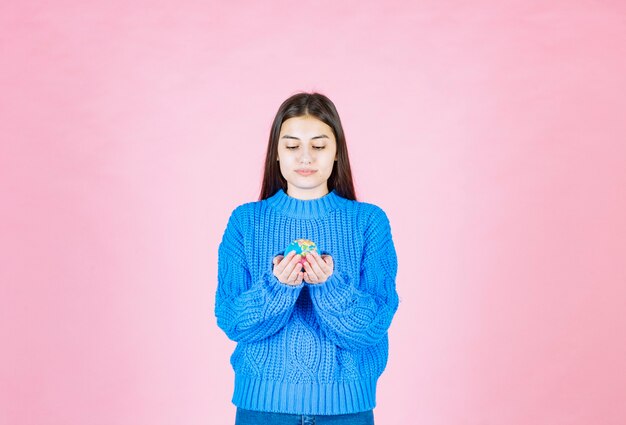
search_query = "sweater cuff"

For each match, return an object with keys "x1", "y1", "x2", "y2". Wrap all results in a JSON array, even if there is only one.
[{"x1": 307, "y1": 271, "x2": 356, "y2": 313}]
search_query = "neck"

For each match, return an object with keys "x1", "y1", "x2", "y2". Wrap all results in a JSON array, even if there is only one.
[{"x1": 286, "y1": 185, "x2": 329, "y2": 200}]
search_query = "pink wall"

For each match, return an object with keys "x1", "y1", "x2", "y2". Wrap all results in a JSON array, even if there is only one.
[{"x1": 1, "y1": 1, "x2": 625, "y2": 424}]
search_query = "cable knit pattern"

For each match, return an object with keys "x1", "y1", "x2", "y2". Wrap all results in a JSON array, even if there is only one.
[{"x1": 215, "y1": 188, "x2": 399, "y2": 415}]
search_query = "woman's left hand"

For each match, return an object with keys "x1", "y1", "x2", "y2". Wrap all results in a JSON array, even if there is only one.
[{"x1": 303, "y1": 251, "x2": 333, "y2": 284}]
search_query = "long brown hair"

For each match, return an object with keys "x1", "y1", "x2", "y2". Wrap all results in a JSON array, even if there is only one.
[{"x1": 259, "y1": 92, "x2": 357, "y2": 201}]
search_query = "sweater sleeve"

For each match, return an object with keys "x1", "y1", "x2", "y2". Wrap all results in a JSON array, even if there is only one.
[
  {"x1": 215, "y1": 207, "x2": 304, "y2": 343},
  {"x1": 308, "y1": 207, "x2": 399, "y2": 351}
]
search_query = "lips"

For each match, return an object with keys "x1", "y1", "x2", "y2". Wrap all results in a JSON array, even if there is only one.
[{"x1": 296, "y1": 169, "x2": 316, "y2": 175}]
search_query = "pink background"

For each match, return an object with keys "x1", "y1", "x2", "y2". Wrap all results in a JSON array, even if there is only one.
[{"x1": 1, "y1": 1, "x2": 625, "y2": 424}]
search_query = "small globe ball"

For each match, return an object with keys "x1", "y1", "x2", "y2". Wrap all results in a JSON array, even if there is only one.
[{"x1": 284, "y1": 239, "x2": 317, "y2": 265}]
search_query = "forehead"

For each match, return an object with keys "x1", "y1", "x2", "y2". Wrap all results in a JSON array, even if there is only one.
[{"x1": 279, "y1": 115, "x2": 335, "y2": 138}]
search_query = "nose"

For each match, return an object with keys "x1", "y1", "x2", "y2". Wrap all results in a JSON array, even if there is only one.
[{"x1": 299, "y1": 147, "x2": 312, "y2": 164}]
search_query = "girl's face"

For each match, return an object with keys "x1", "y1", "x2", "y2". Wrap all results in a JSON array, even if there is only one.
[{"x1": 277, "y1": 115, "x2": 338, "y2": 200}]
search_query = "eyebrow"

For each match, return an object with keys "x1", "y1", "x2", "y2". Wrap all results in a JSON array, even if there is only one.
[{"x1": 280, "y1": 135, "x2": 330, "y2": 140}]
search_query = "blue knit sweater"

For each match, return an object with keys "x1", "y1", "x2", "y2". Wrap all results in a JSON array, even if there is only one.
[{"x1": 215, "y1": 188, "x2": 399, "y2": 415}]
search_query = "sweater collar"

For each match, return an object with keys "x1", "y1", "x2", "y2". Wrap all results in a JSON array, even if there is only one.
[{"x1": 265, "y1": 188, "x2": 348, "y2": 219}]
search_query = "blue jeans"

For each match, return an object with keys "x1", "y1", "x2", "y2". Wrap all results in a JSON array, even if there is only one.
[{"x1": 235, "y1": 407, "x2": 375, "y2": 425}]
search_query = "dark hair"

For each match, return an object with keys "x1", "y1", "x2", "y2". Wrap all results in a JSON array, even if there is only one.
[{"x1": 259, "y1": 92, "x2": 357, "y2": 201}]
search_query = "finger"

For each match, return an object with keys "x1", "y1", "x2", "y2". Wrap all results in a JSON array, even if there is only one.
[
  {"x1": 287, "y1": 253, "x2": 303, "y2": 274},
  {"x1": 305, "y1": 256, "x2": 320, "y2": 277},
  {"x1": 306, "y1": 252, "x2": 322, "y2": 267},
  {"x1": 303, "y1": 260, "x2": 318, "y2": 282},
  {"x1": 281, "y1": 259, "x2": 302, "y2": 282},
  {"x1": 287, "y1": 263, "x2": 301, "y2": 283},
  {"x1": 275, "y1": 251, "x2": 295, "y2": 273},
  {"x1": 308, "y1": 252, "x2": 327, "y2": 276},
  {"x1": 304, "y1": 270, "x2": 322, "y2": 285},
  {"x1": 274, "y1": 254, "x2": 287, "y2": 271},
  {"x1": 303, "y1": 271, "x2": 310, "y2": 283},
  {"x1": 295, "y1": 271, "x2": 304, "y2": 285},
  {"x1": 313, "y1": 252, "x2": 332, "y2": 275},
  {"x1": 282, "y1": 250, "x2": 296, "y2": 264}
]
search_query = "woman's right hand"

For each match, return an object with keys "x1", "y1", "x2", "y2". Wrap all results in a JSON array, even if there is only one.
[{"x1": 272, "y1": 251, "x2": 304, "y2": 286}]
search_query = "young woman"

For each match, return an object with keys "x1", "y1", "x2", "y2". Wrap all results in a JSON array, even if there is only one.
[{"x1": 215, "y1": 92, "x2": 399, "y2": 425}]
